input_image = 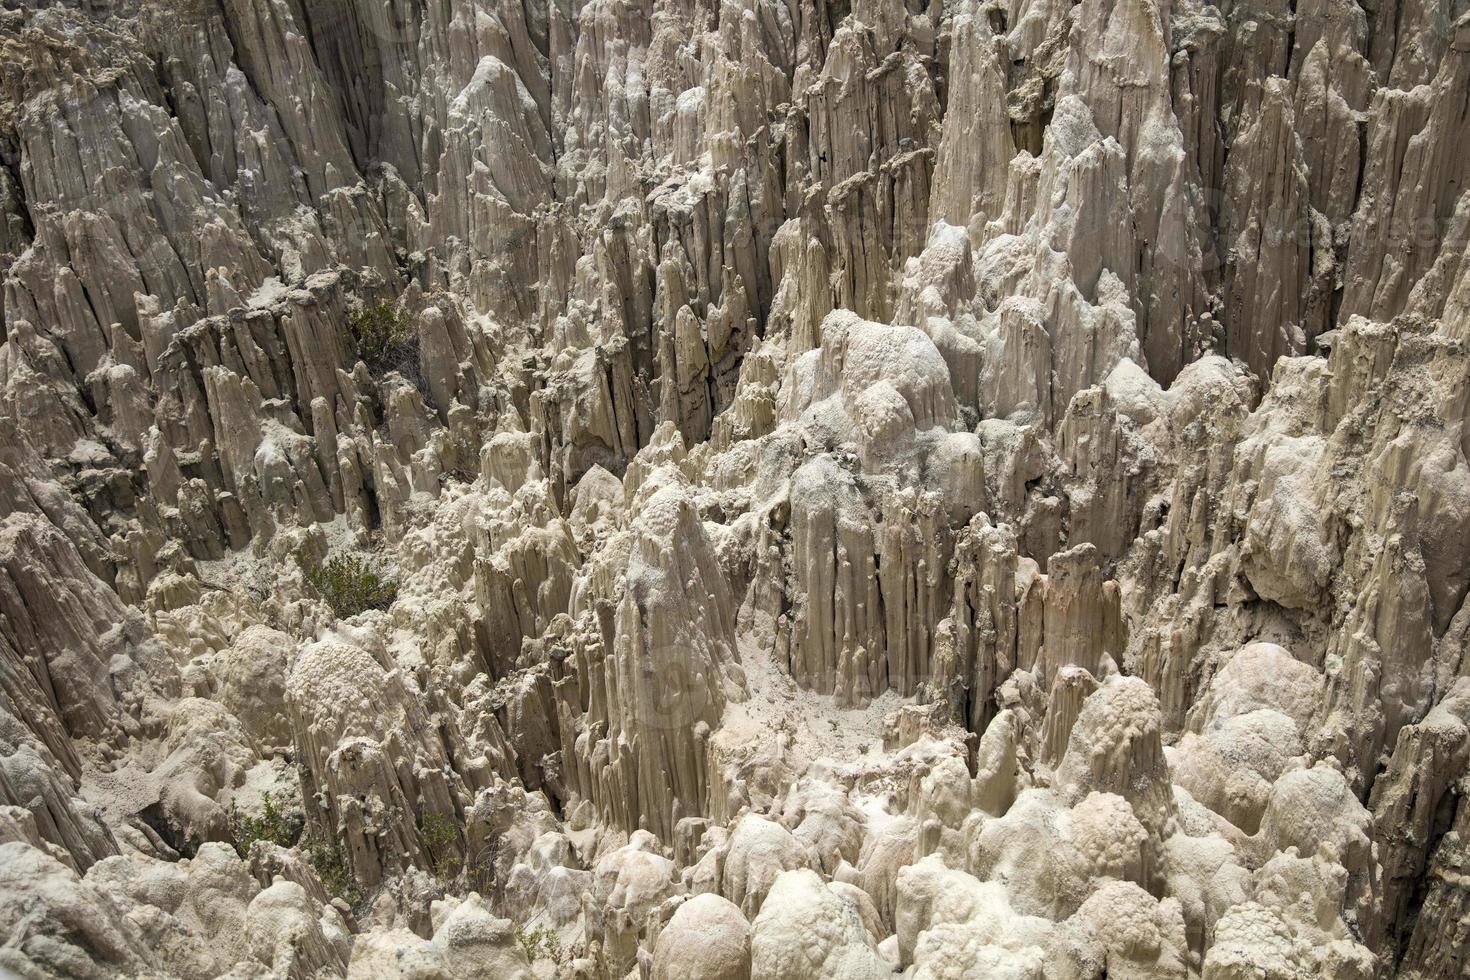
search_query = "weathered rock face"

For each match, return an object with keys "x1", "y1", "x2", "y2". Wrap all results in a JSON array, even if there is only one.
[
  {"x1": 2, "y1": 0, "x2": 1470, "y2": 975},
  {"x1": 558, "y1": 473, "x2": 746, "y2": 841}
]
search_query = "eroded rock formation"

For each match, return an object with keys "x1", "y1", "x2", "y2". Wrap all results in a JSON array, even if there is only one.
[{"x1": 2, "y1": 0, "x2": 1469, "y2": 976}]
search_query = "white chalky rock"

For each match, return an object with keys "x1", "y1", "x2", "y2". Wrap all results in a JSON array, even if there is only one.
[
  {"x1": 651, "y1": 893, "x2": 751, "y2": 980},
  {"x1": 749, "y1": 869, "x2": 891, "y2": 980},
  {"x1": 2, "y1": 0, "x2": 1469, "y2": 974}
]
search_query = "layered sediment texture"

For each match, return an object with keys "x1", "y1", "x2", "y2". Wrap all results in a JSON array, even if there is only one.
[{"x1": 1, "y1": 0, "x2": 1469, "y2": 976}]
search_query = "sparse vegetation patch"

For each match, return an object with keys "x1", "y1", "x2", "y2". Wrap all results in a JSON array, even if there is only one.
[
  {"x1": 229, "y1": 791, "x2": 301, "y2": 858},
  {"x1": 348, "y1": 300, "x2": 418, "y2": 378},
  {"x1": 298, "y1": 551, "x2": 398, "y2": 619}
]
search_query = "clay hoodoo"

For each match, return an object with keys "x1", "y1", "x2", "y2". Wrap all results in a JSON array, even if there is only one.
[{"x1": 2, "y1": 0, "x2": 1469, "y2": 976}]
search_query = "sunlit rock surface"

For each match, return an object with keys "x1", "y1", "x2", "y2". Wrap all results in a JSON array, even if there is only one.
[{"x1": 2, "y1": 0, "x2": 1469, "y2": 976}]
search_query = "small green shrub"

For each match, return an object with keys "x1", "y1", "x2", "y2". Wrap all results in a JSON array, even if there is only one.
[
  {"x1": 465, "y1": 834, "x2": 502, "y2": 899},
  {"x1": 231, "y1": 793, "x2": 360, "y2": 907},
  {"x1": 229, "y1": 792, "x2": 301, "y2": 859},
  {"x1": 347, "y1": 301, "x2": 416, "y2": 375},
  {"x1": 516, "y1": 924, "x2": 562, "y2": 965},
  {"x1": 418, "y1": 810, "x2": 461, "y2": 881},
  {"x1": 308, "y1": 833, "x2": 361, "y2": 906},
  {"x1": 299, "y1": 552, "x2": 398, "y2": 619}
]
